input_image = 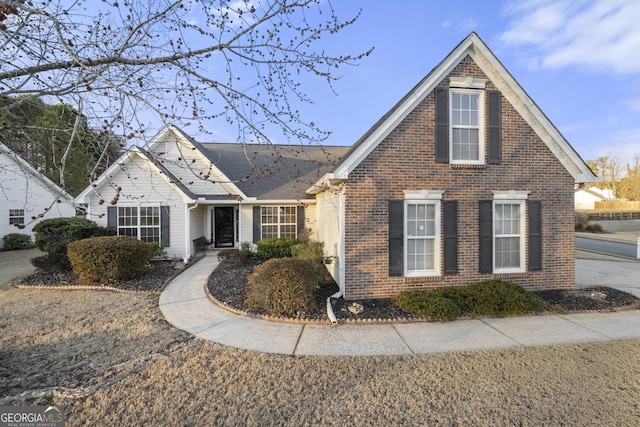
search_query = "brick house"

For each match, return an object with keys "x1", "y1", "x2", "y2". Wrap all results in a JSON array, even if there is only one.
[
  {"x1": 309, "y1": 32, "x2": 596, "y2": 299},
  {"x1": 76, "y1": 33, "x2": 595, "y2": 300}
]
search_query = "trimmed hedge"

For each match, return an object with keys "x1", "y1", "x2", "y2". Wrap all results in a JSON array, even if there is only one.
[
  {"x1": 256, "y1": 238, "x2": 296, "y2": 259},
  {"x1": 395, "y1": 280, "x2": 552, "y2": 321},
  {"x1": 67, "y1": 235, "x2": 152, "y2": 283},
  {"x1": 246, "y1": 258, "x2": 319, "y2": 317},
  {"x1": 2, "y1": 233, "x2": 32, "y2": 250},
  {"x1": 32, "y1": 217, "x2": 113, "y2": 259}
]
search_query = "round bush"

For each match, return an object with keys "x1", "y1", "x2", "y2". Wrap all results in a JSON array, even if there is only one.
[
  {"x1": 246, "y1": 258, "x2": 319, "y2": 317},
  {"x1": 67, "y1": 235, "x2": 152, "y2": 283},
  {"x1": 33, "y1": 217, "x2": 113, "y2": 259},
  {"x1": 2, "y1": 233, "x2": 32, "y2": 250}
]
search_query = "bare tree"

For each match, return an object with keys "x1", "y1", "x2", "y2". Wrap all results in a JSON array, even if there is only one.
[
  {"x1": 0, "y1": 0, "x2": 369, "y2": 145},
  {"x1": 0, "y1": 0, "x2": 370, "y2": 220}
]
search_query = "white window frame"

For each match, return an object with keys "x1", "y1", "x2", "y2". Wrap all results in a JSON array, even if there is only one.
[
  {"x1": 493, "y1": 191, "x2": 529, "y2": 274},
  {"x1": 261, "y1": 206, "x2": 297, "y2": 239},
  {"x1": 9, "y1": 209, "x2": 24, "y2": 225},
  {"x1": 449, "y1": 88, "x2": 485, "y2": 165},
  {"x1": 403, "y1": 190, "x2": 443, "y2": 277},
  {"x1": 117, "y1": 205, "x2": 161, "y2": 243}
]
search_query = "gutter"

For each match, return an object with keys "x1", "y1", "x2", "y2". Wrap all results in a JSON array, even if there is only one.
[{"x1": 325, "y1": 181, "x2": 345, "y2": 325}]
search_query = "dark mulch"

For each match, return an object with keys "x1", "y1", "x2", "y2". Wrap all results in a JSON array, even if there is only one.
[
  {"x1": 17, "y1": 256, "x2": 639, "y2": 322},
  {"x1": 207, "y1": 258, "x2": 640, "y2": 323},
  {"x1": 16, "y1": 259, "x2": 188, "y2": 292}
]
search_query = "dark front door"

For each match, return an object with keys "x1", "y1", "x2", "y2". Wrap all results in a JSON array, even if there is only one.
[{"x1": 214, "y1": 207, "x2": 235, "y2": 247}]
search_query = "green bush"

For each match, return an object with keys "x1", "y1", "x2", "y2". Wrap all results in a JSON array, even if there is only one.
[
  {"x1": 246, "y1": 258, "x2": 319, "y2": 317},
  {"x1": 256, "y1": 237, "x2": 296, "y2": 259},
  {"x1": 67, "y1": 235, "x2": 152, "y2": 283},
  {"x1": 395, "y1": 290, "x2": 462, "y2": 321},
  {"x1": 395, "y1": 280, "x2": 551, "y2": 321},
  {"x1": 239, "y1": 241, "x2": 256, "y2": 258},
  {"x1": 32, "y1": 217, "x2": 113, "y2": 260},
  {"x1": 2, "y1": 233, "x2": 32, "y2": 250},
  {"x1": 147, "y1": 242, "x2": 166, "y2": 258}
]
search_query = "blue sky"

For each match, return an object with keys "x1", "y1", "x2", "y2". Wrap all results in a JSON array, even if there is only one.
[{"x1": 227, "y1": 0, "x2": 640, "y2": 163}]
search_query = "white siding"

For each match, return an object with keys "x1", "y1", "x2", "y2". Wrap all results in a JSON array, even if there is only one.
[
  {"x1": 238, "y1": 204, "x2": 254, "y2": 245},
  {"x1": 150, "y1": 134, "x2": 235, "y2": 197},
  {"x1": 304, "y1": 203, "x2": 318, "y2": 240},
  {"x1": 0, "y1": 150, "x2": 76, "y2": 248},
  {"x1": 315, "y1": 190, "x2": 342, "y2": 282},
  {"x1": 85, "y1": 156, "x2": 188, "y2": 258}
]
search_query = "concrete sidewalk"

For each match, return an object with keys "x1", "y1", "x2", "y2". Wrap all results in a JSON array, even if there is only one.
[{"x1": 159, "y1": 254, "x2": 640, "y2": 356}]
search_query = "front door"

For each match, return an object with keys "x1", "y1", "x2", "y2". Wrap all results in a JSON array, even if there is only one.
[{"x1": 214, "y1": 207, "x2": 235, "y2": 248}]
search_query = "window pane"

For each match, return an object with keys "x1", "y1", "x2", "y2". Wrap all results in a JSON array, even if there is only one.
[
  {"x1": 496, "y1": 237, "x2": 520, "y2": 268},
  {"x1": 9, "y1": 209, "x2": 24, "y2": 224},
  {"x1": 140, "y1": 227, "x2": 160, "y2": 243}
]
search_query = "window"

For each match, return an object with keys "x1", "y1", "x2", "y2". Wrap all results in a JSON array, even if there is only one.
[
  {"x1": 402, "y1": 191, "x2": 443, "y2": 277},
  {"x1": 493, "y1": 199, "x2": 526, "y2": 273},
  {"x1": 450, "y1": 89, "x2": 484, "y2": 164},
  {"x1": 261, "y1": 206, "x2": 297, "y2": 239},
  {"x1": 117, "y1": 206, "x2": 161, "y2": 243},
  {"x1": 9, "y1": 209, "x2": 24, "y2": 225},
  {"x1": 493, "y1": 202, "x2": 524, "y2": 272}
]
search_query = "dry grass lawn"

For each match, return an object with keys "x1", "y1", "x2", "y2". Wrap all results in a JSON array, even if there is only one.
[{"x1": 1, "y1": 268, "x2": 639, "y2": 425}]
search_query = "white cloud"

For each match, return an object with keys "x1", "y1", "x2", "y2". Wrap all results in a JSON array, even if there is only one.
[{"x1": 500, "y1": 0, "x2": 640, "y2": 74}]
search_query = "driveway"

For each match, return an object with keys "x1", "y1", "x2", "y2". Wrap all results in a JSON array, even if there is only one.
[{"x1": 0, "y1": 248, "x2": 42, "y2": 288}]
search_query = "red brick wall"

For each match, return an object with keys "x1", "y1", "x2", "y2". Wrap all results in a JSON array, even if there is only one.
[{"x1": 343, "y1": 57, "x2": 575, "y2": 299}]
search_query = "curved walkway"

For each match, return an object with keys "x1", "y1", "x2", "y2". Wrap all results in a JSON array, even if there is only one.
[{"x1": 159, "y1": 254, "x2": 640, "y2": 356}]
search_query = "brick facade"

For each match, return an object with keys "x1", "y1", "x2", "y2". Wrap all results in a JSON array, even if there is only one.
[{"x1": 342, "y1": 57, "x2": 576, "y2": 299}]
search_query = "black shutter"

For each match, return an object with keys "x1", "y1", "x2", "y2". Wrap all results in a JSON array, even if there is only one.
[
  {"x1": 479, "y1": 200, "x2": 493, "y2": 273},
  {"x1": 107, "y1": 206, "x2": 117, "y2": 231},
  {"x1": 253, "y1": 206, "x2": 261, "y2": 243},
  {"x1": 296, "y1": 206, "x2": 305, "y2": 239},
  {"x1": 435, "y1": 87, "x2": 449, "y2": 163},
  {"x1": 443, "y1": 201, "x2": 458, "y2": 274},
  {"x1": 388, "y1": 200, "x2": 404, "y2": 276},
  {"x1": 160, "y1": 206, "x2": 170, "y2": 247},
  {"x1": 528, "y1": 201, "x2": 542, "y2": 271},
  {"x1": 487, "y1": 91, "x2": 502, "y2": 164}
]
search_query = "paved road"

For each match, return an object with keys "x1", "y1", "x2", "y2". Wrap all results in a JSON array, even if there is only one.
[{"x1": 576, "y1": 236, "x2": 638, "y2": 259}]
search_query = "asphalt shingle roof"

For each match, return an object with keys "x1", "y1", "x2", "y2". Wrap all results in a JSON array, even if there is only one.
[{"x1": 197, "y1": 142, "x2": 351, "y2": 200}]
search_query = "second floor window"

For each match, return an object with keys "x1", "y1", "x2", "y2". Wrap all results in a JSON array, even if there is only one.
[{"x1": 450, "y1": 89, "x2": 484, "y2": 164}]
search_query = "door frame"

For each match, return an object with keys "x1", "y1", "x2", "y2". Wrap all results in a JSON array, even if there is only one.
[{"x1": 212, "y1": 206, "x2": 236, "y2": 248}]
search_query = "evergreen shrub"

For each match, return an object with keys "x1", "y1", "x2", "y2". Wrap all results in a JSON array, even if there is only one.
[{"x1": 67, "y1": 235, "x2": 152, "y2": 282}]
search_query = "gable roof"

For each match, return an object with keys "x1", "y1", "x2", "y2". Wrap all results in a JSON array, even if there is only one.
[
  {"x1": 0, "y1": 141, "x2": 74, "y2": 203},
  {"x1": 329, "y1": 32, "x2": 596, "y2": 184},
  {"x1": 198, "y1": 142, "x2": 350, "y2": 200},
  {"x1": 76, "y1": 125, "x2": 351, "y2": 203}
]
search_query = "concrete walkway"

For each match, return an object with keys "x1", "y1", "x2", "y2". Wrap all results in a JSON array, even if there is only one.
[{"x1": 159, "y1": 254, "x2": 640, "y2": 356}]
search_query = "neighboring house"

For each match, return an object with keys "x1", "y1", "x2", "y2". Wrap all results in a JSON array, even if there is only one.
[
  {"x1": 75, "y1": 33, "x2": 596, "y2": 300},
  {"x1": 575, "y1": 186, "x2": 614, "y2": 210},
  {"x1": 0, "y1": 142, "x2": 76, "y2": 249},
  {"x1": 75, "y1": 125, "x2": 350, "y2": 259}
]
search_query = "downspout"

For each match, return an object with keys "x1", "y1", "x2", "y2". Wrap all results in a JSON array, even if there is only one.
[
  {"x1": 325, "y1": 181, "x2": 344, "y2": 325},
  {"x1": 185, "y1": 201, "x2": 199, "y2": 262}
]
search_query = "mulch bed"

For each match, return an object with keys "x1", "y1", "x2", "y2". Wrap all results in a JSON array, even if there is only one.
[
  {"x1": 206, "y1": 258, "x2": 640, "y2": 323},
  {"x1": 15, "y1": 260, "x2": 187, "y2": 292},
  {"x1": 15, "y1": 256, "x2": 640, "y2": 322}
]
